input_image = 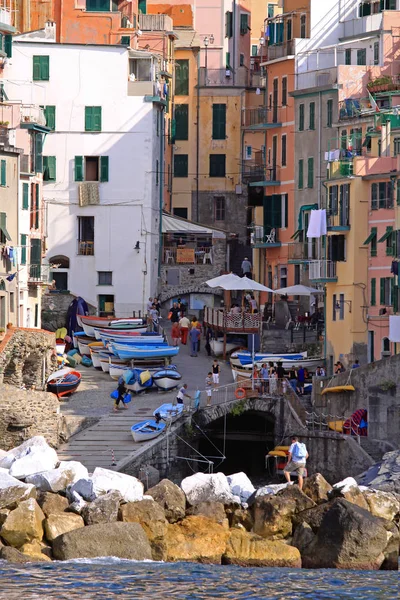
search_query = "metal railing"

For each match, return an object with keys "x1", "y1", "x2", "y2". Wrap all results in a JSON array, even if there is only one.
[
  {"x1": 288, "y1": 241, "x2": 317, "y2": 261},
  {"x1": 162, "y1": 246, "x2": 212, "y2": 265},
  {"x1": 306, "y1": 411, "x2": 365, "y2": 437},
  {"x1": 77, "y1": 241, "x2": 94, "y2": 256},
  {"x1": 204, "y1": 307, "x2": 262, "y2": 331},
  {"x1": 327, "y1": 210, "x2": 350, "y2": 228},
  {"x1": 241, "y1": 161, "x2": 266, "y2": 183},
  {"x1": 198, "y1": 67, "x2": 249, "y2": 87},
  {"x1": 21, "y1": 105, "x2": 46, "y2": 127},
  {"x1": 266, "y1": 40, "x2": 295, "y2": 61},
  {"x1": 241, "y1": 105, "x2": 288, "y2": 127},
  {"x1": 309, "y1": 260, "x2": 337, "y2": 281},
  {"x1": 28, "y1": 264, "x2": 51, "y2": 284},
  {"x1": 251, "y1": 226, "x2": 280, "y2": 246}
]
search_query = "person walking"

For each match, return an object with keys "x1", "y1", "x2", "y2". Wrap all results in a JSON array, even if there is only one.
[
  {"x1": 191, "y1": 317, "x2": 202, "y2": 352},
  {"x1": 171, "y1": 321, "x2": 180, "y2": 347},
  {"x1": 175, "y1": 383, "x2": 192, "y2": 406},
  {"x1": 169, "y1": 302, "x2": 180, "y2": 324},
  {"x1": 114, "y1": 377, "x2": 129, "y2": 412},
  {"x1": 288, "y1": 365, "x2": 297, "y2": 392},
  {"x1": 205, "y1": 326, "x2": 213, "y2": 356},
  {"x1": 296, "y1": 365, "x2": 305, "y2": 396},
  {"x1": 268, "y1": 362, "x2": 277, "y2": 395},
  {"x1": 189, "y1": 326, "x2": 200, "y2": 357},
  {"x1": 179, "y1": 314, "x2": 190, "y2": 345},
  {"x1": 284, "y1": 436, "x2": 308, "y2": 490},
  {"x1": 149, "y1": 304, "x2": 159, "y2": 333},
  {"x1": 205, "y1": 372, "x2": 213, "y2": 407},
  {"x1": 212, "y1": 359, "x2": 220, "y2": 389},
  {"x1": 260, "y1": 362, "x2": 269, "y2": 395},
  {"x1": 241, "y1": 257, "x2": 252, "y2": 279},
  {"x1": 276, "y1": 361, "x2": 285, "y2": 394}
]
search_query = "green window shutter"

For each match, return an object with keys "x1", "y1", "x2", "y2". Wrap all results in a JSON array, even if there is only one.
[
  {"x1": 209, "y1": 155, "x2": 226, "y2": 177},
  {"x1": 327, "y1": 99, "x2": 333, "y2": 127},
  {"x1": 0, "y1": 159, "x2": 6, "y2": 186},
  {"x1": 240, "y1": 14, "x2": 248, "y2": 35},
  {"x1": 371, "y1": 278, "x2": 376, "y2": 306},
  {"x1": 4, "y1": 34, "x2": 12, "y2": 58},
  {"x1": 75, "y1": 156, "x2": 84, "y2": 181},
  {"x1": 93, "y1": 107, "x2": 102, "y2": 131},
  {"x1": 307, "y1": 157, "x2": 314, "y2": 188},
  {"x1": 35, "y1": 183, "x2": 40, "y2": 229},
  {"x1": 299, "y1": 104, "x2": 304, "y2": 131},
  {"x1": 226, "y1": 52, "x2": 231, "y2": 68},
  {"x1": 212, "y1": 104, "x2": 226, "y2": 140},
  {"x1": 175, "y1": 60, "x2": 189, "y2": 95},
  {"x1": 33, "y1": 56, "x2": 41, "y2": 80},
  {"x1": 309, "y1": 102, "x2": 315, "y2": 130},
  {"x1": 263, "y1": 194, "x2": 282, "y2": 231},
  {"x1": 36, "y1": 56, "x2": 50, "y2": 81},
  {"x1": 138, "y1": 0, "x2": 146, "y2": 14},
  {"x1": 22, "y1": 182, "x2": 29, "y2": 209},
  {"x1": 35, "y1": 134, "x2": 43, "y2": 173},
  {"x1": 100, "y1": 156, "x2": 109, "y2": 182},
  {"x1": 29, "y1": 238, "x2": 41, "y2": 278},
  {"x1": 85, "y1": 107, "x2": 93, "y2": 131},
  {"x1": 225, "y1": 11, "x2": 233, "y2": 38},
  {"x1": 20, "y1": 234, "x2": 27, "y2": 265},
  {"x1": 43, "y1": 106, "x2": 55, "y2": 130},
  {"x1": 175, "y1": 104, "x2": 189, "y2": 140},
  {"x1": 174, "y1": 154, "x2": 188, "y2": 177},
  {"x1": 390, "y1": 277, "x2": 395, "y2": 306},
  {"x1": 43, "y1": 156, "x2": 56, "y2": 181},
  {"x1": 121, "y1": 36, "x2": 130, "y2": 45},
  {"x1": 298, "y1": 159, "x2": 303, "y2": 189},
  {"x1": 43, "y1": 156, "x2": 48, "y2": 180},
  {"x1": 380, "y1": 278, "x2": 385, "y2": 305}
]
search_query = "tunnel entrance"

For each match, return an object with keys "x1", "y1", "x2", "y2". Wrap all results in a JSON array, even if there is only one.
[{"x1": 197, "y1": 410, "x2": 275, "y2": 480}]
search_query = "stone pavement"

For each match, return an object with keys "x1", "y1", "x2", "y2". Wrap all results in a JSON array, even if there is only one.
[{"x1": 57, "y1": 329, "x2": 233, "y2": 472}]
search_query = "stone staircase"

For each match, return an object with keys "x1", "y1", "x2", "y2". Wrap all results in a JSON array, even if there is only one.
[
  {"x1": 229, "y1": 241, "x2": 252, "y2": 276},
  {"x1": 359, "y1": 437, "x2": 386, "y2": 463}
]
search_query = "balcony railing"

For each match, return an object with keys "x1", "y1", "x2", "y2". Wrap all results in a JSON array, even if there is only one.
[
  {"x1": 198, "y1": 67, "x2": 248, "y2": 87},
  {"x1": 204, "y1": 307, "x2": 262, "y2": 333},
  {"x1": 309, "y1": 260, "x2": 337, "y2": 281},
  {"x1": 251, "y1": 226, "x2": 280, "y2": 247},
  {"x1": 248, "y1": 71, "x2": 266, "y2": 88},
  {"x1": 338, "y1": 97, "x2": 374, "y2": 120},
  {"x1": 327, "y1": 210, "x2": 350, "y2": 229},
  {"x1": 28, "y1": 264, "x2": 51, "y2": 285},
  {"x1": 327, "y1": 161, "x2": 354, "y2": 179},
  {"x1": 138, "y1": 14, "x2": 173, "y2": 31},
  {"x1": 241, "y1": 161, "x2": 265, "y2": 183},
  {"x1": 288, "y1": 241, "x2": 317, "y2": 261},
  {"x1": 21, "y1": 105, "x2": 46, "y2": 127},
  {"x1": 78, "y1": 241, "x2": 94, "y2": 256},
  {"x1": 162, "y1": 246, "x2": 213, "y2": 265},
  {"x1": 266, "y1": 40, "x2": 295, "y2": 62},
  {"x1": 242, "y1": 105, "x2": 288, "y2": 128}
]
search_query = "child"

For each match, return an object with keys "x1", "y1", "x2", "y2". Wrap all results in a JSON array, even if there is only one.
[
  {"x1": 212, "y1": 359, "x2": 220, "y2": 390},
  {"x1": 205, "y1": 372, "x2": 213, "y2": 407}
]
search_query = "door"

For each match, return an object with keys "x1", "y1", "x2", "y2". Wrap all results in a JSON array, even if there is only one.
[
  {"x1": 272, "y1": 78, "x2": 278, "y2": 123},
  {"x1": 272, "y1": 136, "x2": 277, "y2": 181},
  {"x1": 0, "y1": 295, "x2": 5, "y2": 328},
  {"x1": 368, "y1": 330, "x2": 374, "y2": 363},
  {"x1": 98, "y1": 294, "x2": 115, "y2": 317}
]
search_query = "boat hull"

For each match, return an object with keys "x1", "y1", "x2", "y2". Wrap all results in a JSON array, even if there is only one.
[
  {"x1": 153, "y1": 403, "x2": 183, "y2": 423},
  {"x1": 153, "y1": 369, "x2": 182, "y2": 391},
  {"x1": 210, "y1": 339, "x2": 241, "y2": 356},
  {"x1": 112, "y1": 344, "x2": 179, "y2": 360},
  {"x1": 131, "y1": 420, "x2": 165, "y2": 442},
  {"x1": 231, "y1": 357, "x2": 323, "y2": 380},
  {"x1": 47, "y1": 370, "x2": 81, "y2": 397}
]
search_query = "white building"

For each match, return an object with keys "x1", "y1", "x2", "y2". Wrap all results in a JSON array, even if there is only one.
[{"x1": 3, "y1": 32, "x2": 162, "y2": 317}]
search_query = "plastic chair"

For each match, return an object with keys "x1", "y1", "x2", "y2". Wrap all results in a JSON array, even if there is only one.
[{"x1": 203, "y1": 248, "x2": 212, "y2": 264}]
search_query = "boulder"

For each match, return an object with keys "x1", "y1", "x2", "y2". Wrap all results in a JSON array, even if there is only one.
[
  {"x1": 225, "y1": 506, "x2": 254, "y2": 531},
  {"x1": 181, "y1": 473, "x2": 234, "y2": 506},
  {"x1": 67, "y1": 491, "x2": 87, "y2": 515},
  {"x1": 25, "y1": 461, "x2": 89, "y2": 493},
  {"x1": 67, "y1": 478, "x2": 96, "y2": 502},
  {"x1": 363, "y1": 489, "x2": 400, "y2": 522},
  {"x1": 0, "y1": 508, "x2": 10, "y2": 526},
  {"x1": 0, "y1": 498, "x2": 45, "y2": 548},
  {"x1": 357, "y1": 450, "x2": 400, "y2": 493},
  {"x1": 247, "y1": 483, "x2": 289, "y2": 506},
  {"x1": 37, "y1": 491, "x2": 69, "y2": 517},
  {"x1": 293, "y1": 500, "x2": 337, "y2": 533},
  {"x1": 19, "y1": 540, "x2": 52, "y2": 562},
  {"x1": 302, "y1": 499, "x2": 394, "y2": 569},
  {"x1": 332, "y1": 476, "x2": 359, "y2": 493},
  {"x1": 0, "y1": 436, "x2": 53, "y2": 469},
  {"x1": 381, "y1": 520, "x2": 400, "y2": 570},
  {"x1": 165, "y1": 515, "x2": 229, "y2": 564},
  {"x1": 81, "y1": 491, "x2": 122, "y2": 525},
  {"x1": 186, "y1": 502, "x2": 229, "y2": 528},
  {"x1": 9, "y1": 448, "x2": 59, "y2": 481},
  {"x1": 44, "y1": 513, "x2": 85, "y2": 542},
  {"x1": 146, "y1": 479, "x2": 186, "y2": 523},
  {"x1": 0, "y1": 546, "x2": 31, "y2": 564},
  {"x1": 223, "y1": 529, "x2": 301, "y2": 568},
  {"x1": 52, "y1": 522, "x2": 152, "y2": 561},
  {"x1": 329, "y1": 478, "x2": 369, "y2": 511},
  {"x1": 0, "y1": 471, "x2": 36, "y2": 509},
  {"x1": 227, "y1": 473, "x2": 255, "y2": 503},
  {"x1": 303, "y1": 473, "x2": 332, "y2": 504},
  {"x1": 291, "y1": 521, "x2": 315, "y2": 554},
  {"x1": 91, "y1": 468, "x2": 143, "y2": 503},
  {"x1": 119, "y1": 499, "x2": 167, "y2": 541}
]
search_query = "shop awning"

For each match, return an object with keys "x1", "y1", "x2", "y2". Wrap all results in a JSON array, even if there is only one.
[
  {"x1": 378, "y1": 226, "x2": 393, "y2": 243},
  {"x1": 162, "y1": 213, "x2": 226, "y2": 238},
  {"x1": 298, "y1": 203, "x2": 318, "y2": 230},
  {"x1": 0, "y1": 212, "x2": 11, "y2": 241},
  {"x1": 363, "y1": 230, "x2": 377, "y2": 245}
]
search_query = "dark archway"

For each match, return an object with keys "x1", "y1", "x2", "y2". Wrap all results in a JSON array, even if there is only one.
[
  {"x1": 197, "y1": 410, "x2": 275, "y2": 479},
  {"x1": 49, "y1": 255, "x2": 70, "y2": 269}
]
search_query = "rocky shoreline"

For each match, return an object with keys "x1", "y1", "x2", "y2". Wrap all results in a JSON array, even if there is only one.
[{"x1": 0, "y1": 436, "x2": 398, "y2": 570}]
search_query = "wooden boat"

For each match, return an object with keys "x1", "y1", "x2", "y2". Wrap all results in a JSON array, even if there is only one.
[
  {"x1": 152, "y1": 369, "x2": 182, "y2": 391},
  {"x1": 131, "y1": 420, "x2": 166, "y2": 442},
  {"x1": 102, "y1": 335, "x2": 165, "y2": 346},
  {"x1": 78, "y1": 338, "x2": 100, "y2": 356},
  {"x1": 47, "y1": 369, "x2": 81, "y2": 397},
  {"x1": 210, "y1": 339, "x2": 243, "y2": 357},
  {"x1": 109, "y1": 363, "x2": 131, "y2": 380},
  {"x1": 321, "y1": 385, "x2": 355, "y2": 396},
  {"x1": 124, "y1": 369, "x2": 153, "y2": 393},
  {"x1": 234, "y1": 351, "x2": 307, "y2": 366},
  {"x1": 80, "y1": 316, "x2": 146, "y2": 337},
  {"x1": 153, "y1": 403, "x2": 183, "y2": 423},
  {"x1": 72, "y1": 331, "x2": 88, "y2": 349},
  {"x1": 94, "y1": 329, "x2": 162, "y2": 342},
  {"x1": 111, "y1": 344, "x2": 179, "y2": 361}
]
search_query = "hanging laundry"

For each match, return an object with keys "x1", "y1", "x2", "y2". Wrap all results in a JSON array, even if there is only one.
[
  {"x1": 389, "y1": 315, "x2": 400, "y2": 342},
  {"x1": 307, "y1": 209, "x2": 327, "y2": 238},
  {"x1": 14, "y1": 246, "x2": 21, "y2": 266},
  {"x1": 6, "y1": 272, "x2": 17, "y2": 282}
]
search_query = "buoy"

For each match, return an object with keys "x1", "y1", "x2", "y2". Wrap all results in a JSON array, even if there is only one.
[{"x1": 235, "y1": 387, "x2": 246, "y2": 400}]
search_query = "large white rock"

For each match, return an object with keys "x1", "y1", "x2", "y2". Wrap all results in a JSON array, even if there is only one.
[
  {"x1": 9, "y1": 448, "x2": 59, "y2": 480},
  {"x1": 227, "y1": 472, "x2": 255, "y2": 503},
  {"x1": 91, "y1": 468, "x2": 143, "y2": 503},
  {"x1": 332, "y1": 477, "x2": 359, "y2": 494},
  {"x1": 363, "y1": 489, "x2": 400, "y2": 521},
  {"x1": 25, "y1": 462, "x2": 89, "y2": 493},
  {"x1": 0, "y1": 436, "x2": 52, "y2": 470},
  {"x1": 181, "y1": 472, "x2": 235, "y2": 506},
  {"x1": 255, "y1": 483, "x2": 289, "y2": 497},
  {"x1": 0, "y1": 471, "x2": 36, "y2": 510},
  {"x1": 0, "y1": 450, "x2": 7, "y2": 461}
]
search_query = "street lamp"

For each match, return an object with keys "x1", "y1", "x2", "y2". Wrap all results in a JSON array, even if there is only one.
[{"x1": 204, "y1": 36, "x2": 209, "y2": 72}]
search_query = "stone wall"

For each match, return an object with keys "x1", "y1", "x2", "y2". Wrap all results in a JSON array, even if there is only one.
[
  {"x1": 0, "y1": 384, "x2": 62, "y2": 450},
  {"x1": 312, "y1": 353, "x2": 400, "y2": 444},
  {"x1": 261, "y1": 326, "x2": 322, "y2": 356},
  {"x1": 193, "y1": 190, "x2": 248, "y2": 242},
  {"x1": 41, "y1": 292, "x2": 96, "y2": 332}
]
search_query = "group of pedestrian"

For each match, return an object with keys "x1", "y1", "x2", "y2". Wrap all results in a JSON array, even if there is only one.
[
  {"x1": 147, "y1": 297, "x2": 161, "y2": 332},
  {"x1": 334, "y1": 361, "x2": 345, "y2": 374}
]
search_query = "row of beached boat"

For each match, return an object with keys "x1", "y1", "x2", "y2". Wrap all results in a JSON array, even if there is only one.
[{"x1": 230, "y1": 351, "x2": 323, "y2": 380}]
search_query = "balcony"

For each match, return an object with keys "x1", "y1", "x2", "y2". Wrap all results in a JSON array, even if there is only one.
[
  {"x1": 78, "y1": 241, "x2": 94, "y2": 256},
  {"x1": 265, "y1": 40, "x2": 296, "y2": 62},
  {"x1": 327, "y1": 211, "x2": 350, "y2": 231},
  {"x1": 204, "y1": 307, "x2": 262, "y2": 334},
  {"x1": 251, "y1": 226, "x2": 281, "y2": 248},
  {"x1": 288, "y1": 241, "x2": 317, "y2": 262},
  {"x1": 296, "y1": 67, "x2": 339, "y2": 92},
  {"x1": 338, "y1": 97, "x2": 373, "y2": 120},
  {"x1": 248, "y1": 71, "x2": 266, "y2": 89},
  {"x1": 162, "y1": 245, "x2": 213, "y2": 265},
  {"x1": 198, "y1": 67, "x2": 248, "y2": 88},
  {"x1": 241, "y1": 105, "x2": 288, "y2": 129},
  {"x1": 342, "y1": 13, "x2": 382, "y2": 38},
  {"x1": 248, "y1": 165, "x2": 281, "y2": 187},
  {"x1": 20, "y1": 154, "x2": 32, "y2": 174},
  {"x1": 327, "y1": 160, "x2": 354, "y2": 180},
  {"x1": 0, "y1": 8, "x2": 11, "y2": 26},
  {"x1": 309, "y1": 260, "x2": 337, "y2": 282},
  {"x1": 20, "y1": 105, "x2": 46, "y2": 127},
  {"x1": 138, "y1": 14, "x2": 173, "y2": 32},
  {"x1": 28, "y1": 264, "x2": 51, "y2": 285},
  {"x1": 241, "y1": 161, "x2": 266, "y2": 184}
]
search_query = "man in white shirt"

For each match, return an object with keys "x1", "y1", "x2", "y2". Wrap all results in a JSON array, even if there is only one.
[
  {"x1": 175, "y1": 384, "x2": 192, "y2": 407},
  {"x1": 179, "y1": 315, "x2": 190, "y2": 345},
  {"x1": 284, "y1": 436, "x2": 309, "y2": 490}
]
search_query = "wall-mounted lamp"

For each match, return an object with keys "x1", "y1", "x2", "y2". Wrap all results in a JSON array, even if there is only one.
[
  {"x1": 335, "y1": 299, "x2": 352, "y2": 313},
  {"x1": 134, "y1": 241, "x2": 141, "y2": 253}
]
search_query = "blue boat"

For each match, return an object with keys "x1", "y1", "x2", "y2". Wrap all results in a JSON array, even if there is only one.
[
  {"x1": 235, "y1": 351, "x2": 307, "y2": 366},
  {"x1": 131, "y1": 420, "x2": 166, "y2": 442},
  {"x1": 112, "y1": 344, "x2": 179, "y2": 360},
  {"x1": 124, "y1": 369, "x2": 153, "y2": 393},
  {"x1": 153, "y1": 403, "x2": 183, "y2": 422},
  {"x1": 153, "y1": 369, "x2": 182, "y2": 391}
]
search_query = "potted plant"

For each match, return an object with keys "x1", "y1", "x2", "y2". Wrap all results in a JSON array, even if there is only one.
[
  {"x1": 367, "y1": 76, "x2": 392, "y2": 93},
  {"x1": 0, "y1": 328, "x2": 5, "y2": 341},
  {"x1": 0, "y1": 120, "x2": 9, "y2": 128}
]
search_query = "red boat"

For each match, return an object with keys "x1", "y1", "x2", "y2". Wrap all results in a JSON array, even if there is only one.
[{"x1": 47, "y1": 368, "x2": 81, "y2": 398}]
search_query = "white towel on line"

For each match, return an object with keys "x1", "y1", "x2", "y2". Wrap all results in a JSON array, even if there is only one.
[{"x1": 307, "y1": 209, "x2": 327, "y2": 238}]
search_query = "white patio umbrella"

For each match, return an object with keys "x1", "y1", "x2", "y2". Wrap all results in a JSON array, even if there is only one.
[
  {"x1": 274, "y1": 284, "x2": 321, "y2": 296},
  {"x1": 205, "y1": 273, "x2": 243, "y2": 289}
]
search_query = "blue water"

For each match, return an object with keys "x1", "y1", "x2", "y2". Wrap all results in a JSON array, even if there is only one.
[{"x1": 0, "y1": 559, "x2": 397, "y2": 599}]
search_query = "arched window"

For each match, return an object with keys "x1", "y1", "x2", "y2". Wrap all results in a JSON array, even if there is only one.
[
  {"x1": 382, "y1": 337, "x2": 390, "y2": 353},
  {"x1": 49, "y1": 255, "x2": 70, "y2": 269}
]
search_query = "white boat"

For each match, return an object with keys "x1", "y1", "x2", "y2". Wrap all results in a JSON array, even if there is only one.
[
  {"x1": 90, "y1": 351, "x2": 103, "y2": 369},
  {"x1": 231, "y1": 357, "x2": 324, "y2": 380},
  {"x1": 131, "y1": 420, "x2": 166, "y2": 442},
  {"x1": 80, "y1": 316, "x2": 146, "y2": 337},
  {"x1": 109, "y1": 363, "x2": 131, "y2": 380},
  {"x1": 94, "y1": 328, "x2": 153, "y2": 341},
  {"x1": 152, "y1": 369, "x2": 182, "y2": 391},
  {"x1": 210, "y1": 339, "x2": 243, "y2": 357},
  {"x1": 153, "y1": 403, "x2": 183, "y2": 423}
]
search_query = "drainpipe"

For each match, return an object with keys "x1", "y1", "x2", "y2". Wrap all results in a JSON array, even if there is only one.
[
  {"x1": 16, "y1": 154, "x2": 20, "y2": 327},
  {"x1": 158, "y1": 106, "x2": 164, "y2": 278},
  {"x1": 232, "y1": 0, "x2": 236, "y2": 86},
  {"x1": 196, "y1": 52, "x2": 200, "y2": 221}
]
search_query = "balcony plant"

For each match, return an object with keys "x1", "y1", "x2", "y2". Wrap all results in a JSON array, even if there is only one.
[
  {"x1": 0, "y1": 121, "x2": 9, "y2": 128},
  {"x1": 367, "y1": 76, "x2": 392, "y2": 93}
]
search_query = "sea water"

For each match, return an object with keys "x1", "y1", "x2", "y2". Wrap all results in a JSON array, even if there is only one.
[{"x1": 0, "y1": 559, "x2": 398, "y2": 599}]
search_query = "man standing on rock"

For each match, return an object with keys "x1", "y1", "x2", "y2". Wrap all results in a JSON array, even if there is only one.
[{"x1": 284, "y1": 436, "x2": 308, "y2": 490}]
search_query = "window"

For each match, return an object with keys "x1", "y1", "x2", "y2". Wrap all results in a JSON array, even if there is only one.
[
  {"x1": 327, "y1": 99, "x2": 333, "y2": 127},
  {"x1": 86, "y1": 0, "x2": 112, "y2": 10},
  {"x1": 309, "y1": 102, "x2": 315, "y2": 130},
  {"x1": 299, "y1": 104, "x2": 304, "y2": 131},
  {"x1": 175, "y1": 60, "x2": 189, "y2": 95},
  {"x1": 251, "y1": 45, "x2": 258, "y2": 56},
  {"x1": 98, "y1": 271, "x2": 112, "y2": 285},
  {"x1": 394, "y1": 138, "x2": 400, "y2": 156},
  {"x1": 280, "y1": 266, "x2": 287, "y2": 288},
  {"x1": 34, "y1": 133, "x2": 43, "y2": 174},
  {"x1": 20, "y1": 234, "x2": 27, "y2": 265},
  {"x1": 329, "y1": 185, "x2": 338, "y2": 214},
  {"x1": 369, "y1": 227, "x2": 378, "y2": 256},
  {"x1": 338, "y1": 293, "x2": 344, "y2": 320},
  {"x1": 174, "y1": 154, "x2": 188, "y2": 177},
  {"x1": 98, "y1": 294, "x2": 114, "y2": 317},
  {"x1": 240, "y1": 53, "x2": 244, "y2": 66},
  {"x1": 386, "y1": 229, "x2": 396, "y2": 256},
  {"x1": 286, "y1": 19, "x2": 292, "y2": 41},
  {"x1": 74, "y1": 156, "x2": 109, "y2": 182},
  {"x1": 29, "y1": 238, "x2": 41, "y2": 280},
  {"x1": 357, "y1": 48, "x2": 366, "y2": 65},
  {"x1": 120, "y1": 36, "x2": 130, "y2": 45},
  {"x1": 43, "y1": 156, "x2": 56, "y2": 182},
  {"x1": 78, "y1": 216, "x2": 94, "y2": 255},
  {"x1": 212, "y1": 104, "x2": 226, "y2": 140},
  {"x1": 328, "y1": 234, "x2": 346, "y2": 261},
  {"x1": 0, "y1": 212, "x2": 10, "y2": 244},
  {"x1": 268, "y1": 3, "x2": 274, "y2": 18},
  {"x1": 30, "y1": 183, "x2": 40, "y2": 229},
  {"x1": 294, "y1": 264, "x2": 300, "y2": 285},
  {"x1": 245, "y1": 145, "x2": 252, "y2": 159},
  {"x1": 0, "y1": 159, "x2": 5, "y2": 186},
  {"x1": 138, "y1": 0, "x2": 146, "y2": 13},
  {"x1": 282, "y1": 77, "x2": 287, "y2": 106},
  {"x1": 374, "y1": 41, "x2": 379, "y2": 65},
  {"x1": 345, "y1": 49, "x2": 351, "y2": 65},
  {"x1": 371, "y1": 182, "x2": 392, "y2": 209},
  {"x1": 281, "y1": 134, "x2": 287, "y2": 166},
  {"x1": 175, "y1": 104, "x2": 189, "y2": 140},
  {"x1": 41, "y1": 105, "x2": 55, "y2": 131},
  {"x1": 173, "y1": 207, "x2": 188, "y2": 219},
  {"x1": 209, "y1": 154, "x2": 226, "y2": 177},
  {"x1": 298, "y1": 159, "x2": 304, "y2": 189},
  {"x1": 371, "y1": 278, "x2": 376, "y2": 306},
  {"x1": 380, "y1": 277, "x2": 393, "y2": 306},
  {"x1": 300, "y1": 14, "x2": 306, "y2": 38},
  {"x1": 339, "y1": 183, "x2": 350, "y2": 226},
  {"x1": 214, "y1": 196, "x2": 225, "y2": 221},
  {"x1": 33, "y1": 56, "x2": 49, "y2": 81},
  {"x1": 307, "y1": 157, "x2": 314, "y2": 188},
  {"x1": 85, "y1": 107, "x2": 102, "y2": 132},
  {"x1": 240, "y1": 13, "x2": 249, "y2": 35},
  {"x1": 225, "y1": 11, "x2": 233, "y2": 38},
  {"x1": 226, "y1": 52, "x2": 231, "y2": 69},
  {"x1": 22, "y1": 183, "x2": 29, "y2": 210}
]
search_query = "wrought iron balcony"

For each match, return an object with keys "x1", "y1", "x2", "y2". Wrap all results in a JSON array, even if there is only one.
[
  {"x1": 288, "y1": 242, "x2": 317, "y2": 262},
  {"x1": 241, "y1": 161, "x2": 266, "y2": 184},
  {"x1": 241, "y1": 105, "x2": 288, "y2": 128},
  {"x1": 309, "y1": 260, "x2": 337, "y2": 282},
  {"x1": 251, "y1": 226, "x2": 280, "y2": 247},
  {"x1": 28, "y1": 264, "x2": 51, "y2": 285}
]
